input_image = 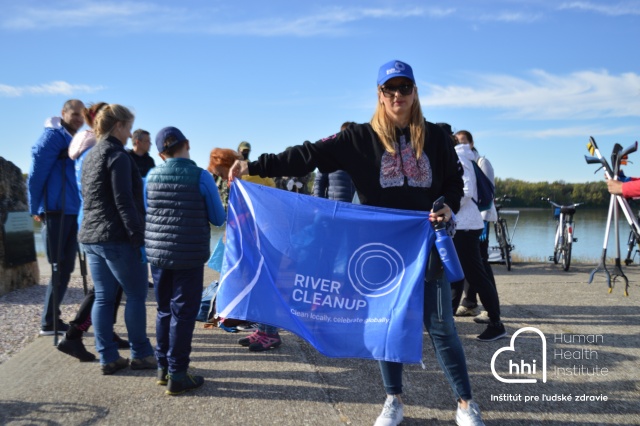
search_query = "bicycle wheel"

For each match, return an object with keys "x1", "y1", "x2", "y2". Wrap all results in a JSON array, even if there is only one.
[
  {"x1": 553, "y1": 223, "x2": 561, "y2": 264},
  {"x1": 494, "y1": 221, "x2": 505, "y2": 262},
  {"x1": 625, "y1": 230, "x2": 636, "y2": 266},
  {"x1": 500, "y1": 220, "x2": 512, "y2": 271},
  {"x1": 562, "y1": 225, "x2": 572, "y2": 271}
]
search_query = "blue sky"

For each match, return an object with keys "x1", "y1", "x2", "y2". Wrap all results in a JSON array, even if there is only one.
[{"x1": 1, "y1": 0, "x2": 639, "y2": 184}]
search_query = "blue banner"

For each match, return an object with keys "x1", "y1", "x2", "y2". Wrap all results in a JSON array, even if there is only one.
[{"x1": 217, "y1": 180, "x2": 435, "y2": 363}]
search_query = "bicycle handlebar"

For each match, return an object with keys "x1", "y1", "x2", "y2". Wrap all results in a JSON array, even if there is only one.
[
  {"x1": 495, "y1": 195, "x2": 513, "y2": 202},
  {"x1": 541, "y1": 197, "x2": 583, "y2": 209}
]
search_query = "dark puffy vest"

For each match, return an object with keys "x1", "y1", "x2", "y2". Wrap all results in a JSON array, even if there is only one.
[
  {"x1": 326, "y1": 170, "x2": 356, "y2": 202},
  {"x1": 78, "y1": 137, "x2": 145, "y2": 246},
  {"x1": 145, "y1": 158, "x2": 210, "y2": 269}
]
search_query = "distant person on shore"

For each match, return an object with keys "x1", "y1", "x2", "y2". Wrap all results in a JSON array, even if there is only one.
[
  {"x1": 453, "y1": 130, "x2": 500, "y2": 326},
  {"x1": 127, "y1": 129, "x2": 155, "y2": 178},
  {"x1": 28, "y1": 99, "x2": 85, "y2": 336},
  {"x1": 443, "y1": 126, "x2": 506, "y2": 342},
  {"x1": 146, "y1": 127, "x2": 225, "y2": 394},
  {"x1": 56, "y1": 102, "x2": 130, "y2": 362},
  {"x1": 78, "y1": 104, "x2": 156, "y2": 375},
  {"x1": 313, "y1": 122, "x2": 357, "y2": 202}
]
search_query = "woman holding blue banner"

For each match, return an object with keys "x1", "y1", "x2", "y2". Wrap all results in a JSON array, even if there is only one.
[{"x1": 229, "y1": 60, "x2": 484, "y2": 426}]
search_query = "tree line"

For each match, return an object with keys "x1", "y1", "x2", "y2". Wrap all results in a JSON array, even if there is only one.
[
  {"x1": 495, "y1": 178, "x2": 611, "y2": 208},
  {"x1": 21, "y1": 173, "x2": 615, "y2": 208}
]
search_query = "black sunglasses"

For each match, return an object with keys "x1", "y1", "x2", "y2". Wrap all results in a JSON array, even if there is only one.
[{"x1": 380, "y1": 84, "x2": 414, "y2": 98}]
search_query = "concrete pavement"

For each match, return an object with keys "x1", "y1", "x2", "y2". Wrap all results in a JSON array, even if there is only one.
[{"x1": 1, "y1": 260, "x2": 639, "y2": 425}]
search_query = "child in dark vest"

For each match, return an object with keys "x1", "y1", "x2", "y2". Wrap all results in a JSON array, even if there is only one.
[{"x1": 145, "y1": 127, "x2": 226, "y2": 395}]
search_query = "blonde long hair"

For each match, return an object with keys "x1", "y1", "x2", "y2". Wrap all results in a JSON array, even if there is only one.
[
  {"x1": 93, "y1": 104, "x2": 134, "y2": 140},
  {"x1": 370, "y1": 87, "x2": 426, "y2": 158}
]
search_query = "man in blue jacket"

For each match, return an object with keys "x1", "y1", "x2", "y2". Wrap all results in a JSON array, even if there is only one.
[{"x1": 28, "y1": 99, "x2": 85, "y2": 335}]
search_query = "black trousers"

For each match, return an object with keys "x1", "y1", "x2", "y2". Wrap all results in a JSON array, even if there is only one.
[
  {"x1": 450, "y1": 229, "x2": 501, "y2": 323},
  {"x1": 462, "y1": 225, "x2": 497, "y2": 308},
  {"x1": 68, "y1": 283, "x2": 123, "y2": 339}
]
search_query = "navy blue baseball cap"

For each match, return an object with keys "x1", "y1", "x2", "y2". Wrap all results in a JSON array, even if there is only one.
[
  {"x1": 377, "y1": 60, "x2": 415, "y2": 86},
  {"x1": 156, "y1": 126, "x2": 187, "y2": 153}
]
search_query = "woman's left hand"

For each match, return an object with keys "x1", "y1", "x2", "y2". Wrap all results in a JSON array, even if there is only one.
[{"x1": 429, "y1": 203, "x2": 452, "y2": 223}]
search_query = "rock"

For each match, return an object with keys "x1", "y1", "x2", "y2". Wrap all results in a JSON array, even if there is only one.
[{"x1": 0, "y1": 157, "x2": 39, "y2": 296}]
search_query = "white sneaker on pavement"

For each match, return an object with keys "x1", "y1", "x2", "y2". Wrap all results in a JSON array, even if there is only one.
[
  {"x1": 455, "y1": 305, "x2": 481, "y2": 317},
  {"x1": 456, "y1": 400, "x2": 485, "y2": 426},
  {"x1": 374, "y1": 395, "x2": 404, "y2": 426}
]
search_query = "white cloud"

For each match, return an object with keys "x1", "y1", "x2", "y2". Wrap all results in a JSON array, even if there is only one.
[
  {"x1": 423, "y1": 69, "x2": 640, "y2": 120},
  {"x1": 237, "y1": 5, "x2": 454, "y2": 37},
  {"x1": 0, "y1": 81, "x2": 105, "y2": 97},
  {"x1": 1, "y1": 2, "x2": 193, "y2": 31},
  {"x1": 0, "y1": 2, "x2": 452, "y2": 36},
  {"x1": 558, "y1": 1, "x2": 640, "y2": 16},
  {"x1": 475, "y1": 11, "x2": 543, "y2": 23},
  {"x1": 506, "y1": 125, "x2": 638, "y2": 139}
]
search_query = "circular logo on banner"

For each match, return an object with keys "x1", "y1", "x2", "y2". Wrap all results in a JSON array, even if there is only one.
[{"x1": 348, "y1": 243, "x2": 405, "y2": 298}]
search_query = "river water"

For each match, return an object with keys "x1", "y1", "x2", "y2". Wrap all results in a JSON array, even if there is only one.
[{"x1": 32, "y1": 207, "x2": 639, "y2": 265}]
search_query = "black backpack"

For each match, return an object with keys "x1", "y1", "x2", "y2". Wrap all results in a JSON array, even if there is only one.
[{"x1": 471, "y1": 160, "x2": 495, "y2": 212}]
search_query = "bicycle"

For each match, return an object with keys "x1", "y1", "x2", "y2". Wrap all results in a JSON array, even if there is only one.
[
  {"x1": 624, "y1": 210, "x2": 640, "y2": 265},
  {"x1": 543, "y1": 198, "x2": 582, "y2": 271},
  {"x1": 491, "y1": 195, "x2": 519, "y2": 271}
]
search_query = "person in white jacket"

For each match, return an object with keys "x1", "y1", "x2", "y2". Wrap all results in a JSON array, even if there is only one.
[
  {"x1": 454, "y1": 131, "x2": 499, "y2": 324},
  {"x1": 446, "y1": 127, "x2": 506, "y2": 341}
]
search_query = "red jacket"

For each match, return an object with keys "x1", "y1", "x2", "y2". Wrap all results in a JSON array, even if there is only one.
[{"x1": 623, "y1": 178, "x2": 640, "y2": 198}]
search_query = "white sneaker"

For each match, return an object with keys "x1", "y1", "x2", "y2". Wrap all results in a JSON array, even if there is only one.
[
  {"x1": 456, "y1": 400, "x2": 485, "y2": 426},
  {"x1": 374, "y1": 395, "x2": 404, "y2": 426},
  {"x1": 455, "y1": 305, "x2": 481, "y2": 317},
  {"x1": 473, "y1": 310, "x2": 490, "y2": 324}
]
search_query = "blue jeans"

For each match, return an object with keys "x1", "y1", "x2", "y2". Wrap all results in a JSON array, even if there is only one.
[
  {"x1": 41, "y1": 215, "x2": 78, "y2": 327},
  {"x1": 83, "y1": 242, "x2": 153, "y2": 364},
  {"x1": 152, "y1": 266, "x2": 203, "y2": 374},
  {"x1": 258, "y1": 324, "x2": 278, "y2": 335},
  {"x1": 378, "y1": 275, "x2": 473, "y2": 401}
]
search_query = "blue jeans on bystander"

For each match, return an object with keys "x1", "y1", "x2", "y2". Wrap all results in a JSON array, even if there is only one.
[
  {"x1": 258, "y1": 324, "x2": 278, "y2": 335},
  {"x1": 83, "y1": 242, "x2": 153, "y2": 365}
]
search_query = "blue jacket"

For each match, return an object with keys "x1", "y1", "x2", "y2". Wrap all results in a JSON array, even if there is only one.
[
  {"x1": 313, "y1": 170, "x2": 356, "y2": 202},
  {"x1": 28, "y1": 117, "x2": 80, "y2": 215},
  {"x1": 145, "y1": 158, "x2": 225, "y2": 270}
]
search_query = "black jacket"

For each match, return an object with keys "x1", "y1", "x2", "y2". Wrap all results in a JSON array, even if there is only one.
[
  {"x1": 249, "y1": 121, "x2": 463, "y2": 214},
  {"x1": 127, "y1": 149, "x2": 156, "y2": 178},
  {"x1": 78, "y1": 136, "x2": 145, "y2": 247}
]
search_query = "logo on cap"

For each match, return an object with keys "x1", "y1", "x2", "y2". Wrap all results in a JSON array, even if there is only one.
[{"x1": 386, "y1": 61, "x2": 406, "y2": 76}]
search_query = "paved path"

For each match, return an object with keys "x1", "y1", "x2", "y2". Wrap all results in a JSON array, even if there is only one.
[{"x1": 1, "y1": 261, "x2": 639, "y2": 425}]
